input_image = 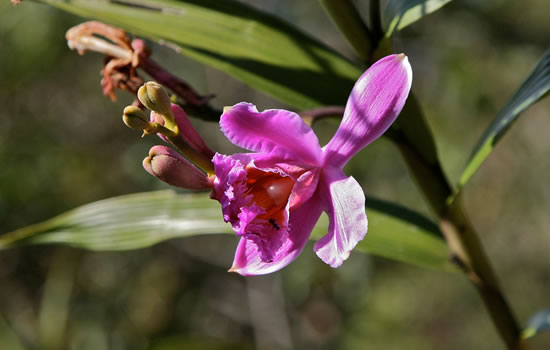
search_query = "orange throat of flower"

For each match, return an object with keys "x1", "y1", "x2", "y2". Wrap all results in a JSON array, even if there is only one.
[{"x1": 244, "y1": 168, "x2": 295, "y2": 229}]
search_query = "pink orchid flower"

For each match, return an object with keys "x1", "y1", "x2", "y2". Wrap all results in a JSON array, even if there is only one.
[
  {"x1": 139, "y1": 54, "x2": 412, "y2": 276},
  {"x1": 209, "y1": 54, "x2": 412, "y2": 275}
]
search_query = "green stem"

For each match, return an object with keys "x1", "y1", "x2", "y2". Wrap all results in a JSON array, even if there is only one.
[
  {"x1": 441, "y1": 196, "x2": 527, "y2": 350},
  {"x1": 388, "y1": 95, "x2": 526, "y2": 350},
  {"x1": 300, "y1": 106, "x2": 345, "y2": 126},
  {"x1": 140, "y1": 56, "x2": 221, "y2": 122},
  {"x1": 150, "y1": 124, "x2": 215, "y2": 176},
  {"x1": 318, "y1": 0, "x2": 373, "y2": 62},
  {"x1": 388, "y1": 131, "x2": 450, "y2": 216}
]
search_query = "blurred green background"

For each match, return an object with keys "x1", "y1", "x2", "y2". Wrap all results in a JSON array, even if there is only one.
[{"x1": 0, "y1": 0, "x2": 549, "y2": 349}]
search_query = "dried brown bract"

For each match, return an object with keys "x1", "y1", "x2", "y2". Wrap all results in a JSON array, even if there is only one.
[{"x1": 66, "y1": 21, "x2": 212, "y2": 107}]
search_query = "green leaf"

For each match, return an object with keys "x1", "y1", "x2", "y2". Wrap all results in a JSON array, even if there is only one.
[
  {"x1": 0, "y1": 191, "x2": 455, "y2": 271},
  {"x1": 38, "y1": 0, "x2": 362, "y2": 110},
  {"x1": 457, "y1": 49, "x2": 550, "y2": 190},
  {"x1": 382, "y1": 0, "x2": 453, "y2": 37},
  {"x1": 522, "y1": 308, "x2": 550, "y2": 339}
]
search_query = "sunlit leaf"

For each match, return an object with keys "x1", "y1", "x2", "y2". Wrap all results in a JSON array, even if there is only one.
[
  {"x1": 522, "y1": 308, "x2": 550, "y2": 339},
  {"x1": 457, "y1": 49, "x2": 550, "y2": 191},
  {"x1": 0, "y1": 191, "x2": 455, "y2": 271},
  {"x1": 382, "y1": 0, "x2": 453, "y2": 37},
  {"x1": 38, "y1": 0, "x2": 362, "y2": 109}
]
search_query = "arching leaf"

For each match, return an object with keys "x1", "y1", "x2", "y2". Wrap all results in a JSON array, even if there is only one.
[
  {"x1": 457, "y1": 49, "x2": 550, "y2": 191},
  {"x1": 522, "y1": 308, "x2": 550, "y2": 339},
  {"x1": 383, "y1": 0, "x2": 453, "y2": 37},
  {"x1": 0, "y1": 191, "x2": 455, "y2": 272}
]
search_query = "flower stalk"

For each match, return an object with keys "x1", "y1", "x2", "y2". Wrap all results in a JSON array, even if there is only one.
[
  {"x1": 299, "y1": 106, "x2": 345, "y2": 126},
  {"x1": 158, "y1": 128, "x2": 215, "y2": 176},
  {"x1": 319, "y1": 3, "x2": 526, "y2": 348},
  {"x1": 389, "y1": 106, "x2": 526, "y2": 350},
  {"x1": 442, "y1": 196, "x2": 527, "y2": 350}
]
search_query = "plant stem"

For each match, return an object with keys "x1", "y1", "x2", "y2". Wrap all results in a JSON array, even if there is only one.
[
  {"x1": 139, "y1": 56, "x2": 221, "y2": 121},
  {"x1": 308, "y1": 8, "x2": 529, "y2": 341},
  {"x1": 317, "y1": 0, "x2": 373, "y2": 62},
  {"x1": 312, "y1": 1, "x2": 523, "y2": 346},
  {"x1": 150, "y1": 124, "x2": 215, "y2": 175},
  {"x1": 317, "y1": 96, "x2": 525, "y2": 347},
  {"x1": 388, "y1": 100, "x2": 526, "y2": 349},
  {"x1": 442, "y1": 196, "x2": 527, "y2": 350},
  {"x1": 300, "y1": 106, "x2": 345, "y2": 125}
]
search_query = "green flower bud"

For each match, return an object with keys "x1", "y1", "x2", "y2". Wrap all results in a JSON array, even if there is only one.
[
  {"x1": 138, "y1": 82, "x2": 172, "y2": 116},
  {"x1": 122, "y1": 106, "x2": 149, "y2": 131}
]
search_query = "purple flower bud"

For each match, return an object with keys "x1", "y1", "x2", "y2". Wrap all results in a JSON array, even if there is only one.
[{"x1": 143, "y1": 145, "x2": 211, "y2": 190}]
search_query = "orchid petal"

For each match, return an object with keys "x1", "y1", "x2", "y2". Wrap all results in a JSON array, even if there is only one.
[
  {"x1": 211, "y1": 153, "x2": 252, "y2": 223},
  {"x1": 324, "y1": 54, "x2": 412, "y2": 168},
  {"x1": 313, "y1": 167, "x2": 368, "y2": 268},
  {"x1": 229, "y1": 194, "x2": 323, "y2": 276},
  {"x1": 143, "y1": 145, "x2": 210, "y2": 190},
  {"x1": 220, "y1": 103, "x2": 323, "y2": 166},
  {"x1": 288, "y1": 169, "x2": 320, "y2": 209}
]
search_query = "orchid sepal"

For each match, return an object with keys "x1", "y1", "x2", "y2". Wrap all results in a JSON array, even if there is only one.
[{"x1": 323, "y1": 54, "x2": 413, "y2": 168}]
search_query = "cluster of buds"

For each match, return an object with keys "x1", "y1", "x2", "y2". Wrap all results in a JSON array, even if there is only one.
[{"x1": 123, "y1": 82, "x2": 215, "y2": 189}]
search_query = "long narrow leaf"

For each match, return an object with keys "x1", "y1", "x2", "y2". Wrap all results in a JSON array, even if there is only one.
[
  {"x1": 0, "y1": 191, "x2": 455, "y2": 271},
  {"x1": 383, "y1": 0, "x2": 453, "y2": 37},
  {"x1": 457, "y1": 49, "x2": 550, "y2": 190},
  {"x1": 522, "y1": 308, "x2": 550, "y2": 339},
  {"x1": 38, "y1": 0, "x2": 362, "y2": 109}
]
